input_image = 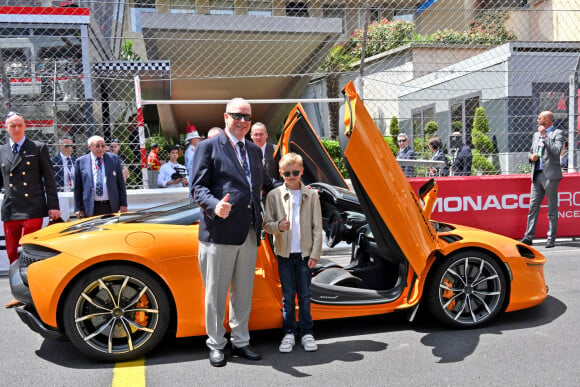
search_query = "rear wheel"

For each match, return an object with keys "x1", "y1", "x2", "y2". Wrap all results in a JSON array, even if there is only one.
[
  {"x1": 425, "y1": 251, "x2": 506, "y2": 328},
  {"x1": 63, "y1": 265, "x2": 170, "y2": 361}
]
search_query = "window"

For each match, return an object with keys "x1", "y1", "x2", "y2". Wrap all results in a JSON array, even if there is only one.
[
  {"x1": 286, "y1": 2, "x2": 309, "y2": 17},
  {"x1": 450, "y1": 95, "x2": 480, "y2": 146},
  {"x1": 249, "y1": 1, "x2": 272, "y2": 16},
  {"x1": 393, "y1": 8, "x2": 414, "y2": 22},
  {"x1": 534, "y1": 82, "x2": 569, "y2": 130},
  {"x1": 412, "y1": 105, "x2": 435, "y2": 139},
  {"x1": 170, "y1": 9, "x2": 196, "y2": 14},
  {"x1": 359, "y1": 7, "x2": 380, "y2": 27},
  {"x1": 209, "y1": 0, "x2": 234, "y2": 15}
]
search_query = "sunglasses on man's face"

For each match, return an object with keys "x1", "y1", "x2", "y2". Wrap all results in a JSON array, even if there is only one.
[
  {"x1": 281, "y1": 170, "x2": 301, "y2": 177},
  {"x1": 398, "y1": 139, "x2": 407, "y2": 143},
  {"x1": 227, "y1": 112, "x2": 252, "y2": 121},
  {"x1": 63, "y1": 145, "x2": 73, "y2": 148}
]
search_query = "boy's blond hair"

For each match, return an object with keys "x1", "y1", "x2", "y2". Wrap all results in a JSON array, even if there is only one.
[{"x1": 279, "y1": 152, "x2": 303, "y2": 169}]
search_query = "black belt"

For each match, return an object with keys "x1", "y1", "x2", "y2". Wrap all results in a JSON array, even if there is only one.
[{"x1": 94, "y1": 200, "x2": 110, "y2": 204}]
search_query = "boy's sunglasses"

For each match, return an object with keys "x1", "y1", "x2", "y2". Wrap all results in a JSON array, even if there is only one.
[
  {"x1": 227, "y1": 112, "x2": 252, "y2": 121},
  {"x1": 282, "y1": 170, "x2": 301, "y2": 177}
]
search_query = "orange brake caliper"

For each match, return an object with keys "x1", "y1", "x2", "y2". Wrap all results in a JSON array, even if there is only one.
[
  {"x1": 442, "y1": 279, "x2": 456, "y2": 310},
  {"x1": 135, "y1": 294, "x2": 149, "y2": 326}
]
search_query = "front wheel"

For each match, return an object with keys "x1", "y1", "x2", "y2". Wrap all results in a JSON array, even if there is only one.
[
  {"x1": 63, "y1": 265, "x2": 170, "y2": 361},
  {"x1": 425, "y1": 251, "x2": 507, "y2": 328}
]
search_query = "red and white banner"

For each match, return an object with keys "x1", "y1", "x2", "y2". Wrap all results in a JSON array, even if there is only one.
[{"x1": 409, "y1": 173, "x2": 580, "y2": 239}]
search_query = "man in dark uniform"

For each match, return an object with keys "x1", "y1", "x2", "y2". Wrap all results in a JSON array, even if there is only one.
[{"x1": 1, "y1": 111, "x2": 60, "y2": 307}]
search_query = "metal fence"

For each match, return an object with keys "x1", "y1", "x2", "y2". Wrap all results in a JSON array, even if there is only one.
[{"x1": 1, "y1": 0, "x2": 579, "y2": 188}]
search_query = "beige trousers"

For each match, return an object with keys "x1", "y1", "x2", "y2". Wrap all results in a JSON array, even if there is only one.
[{"x1": 198, "y1": 229, "x2": 257, "y2": 350}]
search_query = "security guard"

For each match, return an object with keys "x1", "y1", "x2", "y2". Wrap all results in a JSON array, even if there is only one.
[{"x1": 1, "y1": 111, "x2": 60, "y2": 308}]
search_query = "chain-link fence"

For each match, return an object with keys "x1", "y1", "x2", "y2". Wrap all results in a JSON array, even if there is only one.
[{"x1": 1, "y1": 0, "x2": 579, "y2": 188}]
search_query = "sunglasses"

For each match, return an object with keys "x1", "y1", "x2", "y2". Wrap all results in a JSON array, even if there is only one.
[
  {"x1": 281, "y1": 170, "x2": 301, "y2": 177},
  {"x1": 227, "y1": 112, "x2": 252, "y2": 121},
  {"x1": 5, "y1": 111, "x2": 23, "y2": 119},
  {"x1": 398, "y1": 139, "x2": 407, "y2": 143},
  {"x1": 63, "y1": 144, "x2": 73, "y2": 148}
]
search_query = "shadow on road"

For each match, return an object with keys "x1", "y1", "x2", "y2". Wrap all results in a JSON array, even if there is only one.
[
  {"x1": 415, "y1": 295, "x2": 566, "y2": 363},
  {"x1": 33, "y1": 295, "x2": 565, "y2": 370}
]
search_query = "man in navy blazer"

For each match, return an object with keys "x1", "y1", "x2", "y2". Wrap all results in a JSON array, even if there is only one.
[
  {"x1": 74, "y1": 135, "x2": 127, "y2": 218},
  {"x1": 51, "y1": 135, "x2": 76, "y2": 191},
  {"x1": 192, "y1": 98, "x2": 279, "y2": 367}
]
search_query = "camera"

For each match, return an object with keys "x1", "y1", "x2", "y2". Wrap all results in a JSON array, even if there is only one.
[{"x1": 171, "y1": 166, "x2": 187, "y2": 180}]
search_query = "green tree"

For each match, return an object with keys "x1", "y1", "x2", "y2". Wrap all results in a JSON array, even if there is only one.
[
  {"x1": 121, "y1": 39, "x2": 141, "y2": 61},
  {"x1": 389, "y1": 116, "x2": 400, "y2": 139},
  {"x1": 321, "y1": 139, "x2": 348, "y2": 178},
  {"x1": 424, "y1": 121, "x2": 439, "y2": 137},
  {"x1": 471, "y1": 106, "x2": 499, "y2": 174},
  {"x1": 320, "y1": 45, "x2": 357, "y2": 140}
]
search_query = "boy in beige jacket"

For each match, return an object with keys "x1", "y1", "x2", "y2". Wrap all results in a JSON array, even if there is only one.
[{"x1": 263, "y1": 152, "x2": 323, "y2": 353}]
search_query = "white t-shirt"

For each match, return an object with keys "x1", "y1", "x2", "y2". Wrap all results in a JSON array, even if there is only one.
[{"x1": 289, "y1": 188, "x2": 302, "y2": 253}]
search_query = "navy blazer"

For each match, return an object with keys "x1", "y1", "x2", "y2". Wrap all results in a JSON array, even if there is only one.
[
  {"x1": 396, "y1": 146, "x2": 416, "y2": 177},
  {"x1": 74, "y1": 152, "x2": 128, "y2": 217},
  {"x1": 51, "y1": 154, "x2": 76, "y2": 191},
  {"x1": 0, "y1": 139, "x2": 59, "y2": 221},
  {"x1": 192, "y1": 132, "x2": 279, "y2": 246}
]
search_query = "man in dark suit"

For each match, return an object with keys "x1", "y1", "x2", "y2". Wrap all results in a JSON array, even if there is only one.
[
  {"x1": 395, "y1": 133, "x2": 416, "y2": 177},
  {"x1": 521, "y1": 111, "x2": 565, "y2": 248},
  {"x1": 74, "y1": 135, "x2": 128, "y2": 218},
  {"x1": 192, "y1": 98, "x2": 279, "y2": 367},
  {"x1": 250, "y1": 122, "x2": 278, "y2": 179},
  {"x1": 51, "y1": 135, "x2": 76, "y2": 191},
  {"x1": 1, "y1": 111, "x2": 60, "y2": 307},
  {"x1": 450, "y1": 132, "x2": 472, "y2": 176}
]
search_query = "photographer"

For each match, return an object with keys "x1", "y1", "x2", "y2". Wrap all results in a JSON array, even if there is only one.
[{"x1": 157, "y1": 145, "x2": 189, "y2": 188}]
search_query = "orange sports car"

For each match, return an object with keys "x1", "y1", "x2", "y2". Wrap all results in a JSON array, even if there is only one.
[{"x1": 9, "y1": 82, "x2": 547, "y2": 361}]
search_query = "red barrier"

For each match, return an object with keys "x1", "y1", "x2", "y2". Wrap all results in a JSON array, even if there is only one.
[{"x1": 409, "y1": 173, "x2": 580, "y2": 239}]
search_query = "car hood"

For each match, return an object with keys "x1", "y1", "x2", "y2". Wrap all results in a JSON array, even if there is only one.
[{"x1": 341, "y1": 81, "x2": 438, "y2": 274}]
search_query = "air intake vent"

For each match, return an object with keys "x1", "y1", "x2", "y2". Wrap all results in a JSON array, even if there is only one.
[
  {"x1": 517, "y1": 244, "x2": 535, "y2": 259},
  {"x1": 439, "y1": 235, "x2": 462, "y2": 244}
]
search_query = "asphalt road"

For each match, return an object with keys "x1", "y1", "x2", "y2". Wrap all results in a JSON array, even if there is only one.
[{"x1": 1, "y1": 240, "x2": 579, "y2": 386}]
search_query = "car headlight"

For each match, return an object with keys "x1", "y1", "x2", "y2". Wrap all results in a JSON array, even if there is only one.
[{"x1": 18, "y1": 244, "x2": 61, "y2": 286}]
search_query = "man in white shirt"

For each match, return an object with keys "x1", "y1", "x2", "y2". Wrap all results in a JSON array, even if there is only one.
[{"x1": 158, "y1": 145, "x2": 188, "y2": 188}]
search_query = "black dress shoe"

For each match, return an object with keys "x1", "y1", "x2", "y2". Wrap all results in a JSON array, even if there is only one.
[
  {"x1": 209, "y1": 349, "x2": 226, "y2": 367},
  {"x1": 232, "y1": 345, "x2": 262, "y2": 361},
  {"x1": 520, "y1": 238, "x2": 533, "y2": 246},
  {"x1": 545, "y1": 239, "x2": 555, "y2": 248}
]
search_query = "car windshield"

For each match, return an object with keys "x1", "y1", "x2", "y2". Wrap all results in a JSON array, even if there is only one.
[{"x1": 61, "y1": 200, "x2": 200, "y2": 234}]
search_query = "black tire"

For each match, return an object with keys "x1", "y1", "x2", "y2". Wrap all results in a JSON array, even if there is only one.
[
  {"x1": 425, "y1": 250, "x2": 506, "y2": 328},
  {"x1": 63, "y1": 264, "x2": 170, "y2": 361}
]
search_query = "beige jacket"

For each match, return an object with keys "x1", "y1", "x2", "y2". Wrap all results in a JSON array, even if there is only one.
[{"x1": 263, "y1": 182, "x2": 323, "y2": 260}]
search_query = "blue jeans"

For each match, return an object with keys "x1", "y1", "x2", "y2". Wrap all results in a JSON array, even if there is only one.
[{"x1": 277, "y1": 253, "x2": 313, "y2": 337}]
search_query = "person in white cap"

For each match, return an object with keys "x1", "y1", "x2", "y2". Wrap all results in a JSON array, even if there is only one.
[{"x1": 185, "y1": 127, "x2": 204, "y2": 202}]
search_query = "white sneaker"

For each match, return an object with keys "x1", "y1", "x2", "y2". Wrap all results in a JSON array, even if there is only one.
[
  {"x1": 301, "y1": 334, "x2": 318, "y2": 352},
  {"x1": 279, "y1": 333, "x2": 295, "y2": 353}
]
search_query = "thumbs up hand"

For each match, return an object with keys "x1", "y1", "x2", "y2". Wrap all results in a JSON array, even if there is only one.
[
  {"x1": 215, "y1": 193, "x2": 232, "y2": 218},
  {"x1": 278, "y1": 214, "x2": 290, "y2": 232}
]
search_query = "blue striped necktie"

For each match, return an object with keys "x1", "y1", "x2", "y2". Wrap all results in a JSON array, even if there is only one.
[{"x1": 96, "y1": 157, "x2": 104, "y2": 196}]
